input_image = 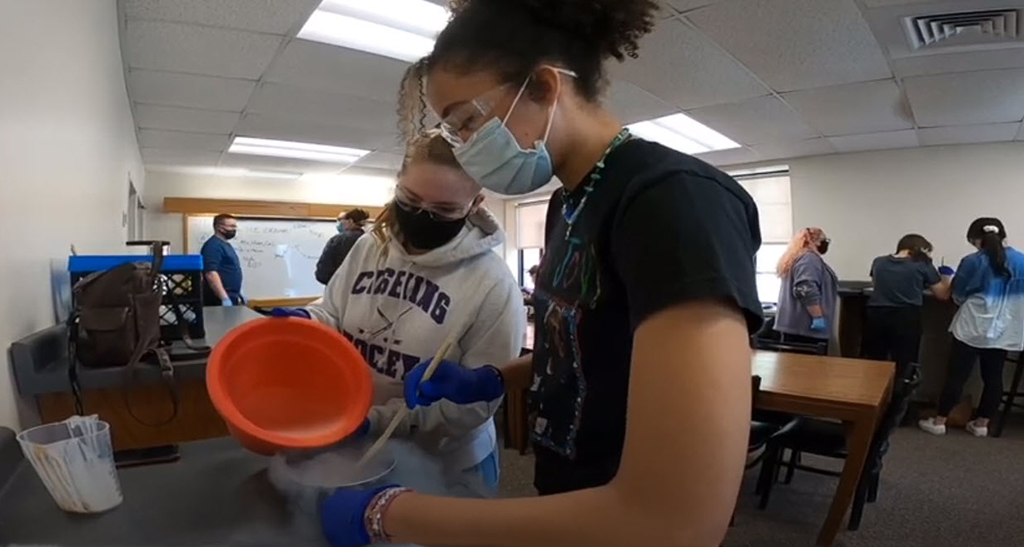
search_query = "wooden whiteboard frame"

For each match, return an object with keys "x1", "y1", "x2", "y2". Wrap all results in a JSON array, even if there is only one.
[
  {"x1": 169, "y1": 197, "x2": 384, "y2": 254},
  {"x1": 171, "y1": 197, "x2": 384, "y2": 306}
]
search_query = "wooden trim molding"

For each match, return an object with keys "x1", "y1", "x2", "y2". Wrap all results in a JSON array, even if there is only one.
[
  {"x1": 163, "y1": 197, "x2": 384, "y2": 219},
  {"x1": 247, "y1": 297, "x2": 320, "y2": 309}
]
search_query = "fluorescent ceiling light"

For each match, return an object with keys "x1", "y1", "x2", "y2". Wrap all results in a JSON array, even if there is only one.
[
  {"x1": 298, "y1": 0, "x2": 449, "y2": 62},
  {"x1": 228, "y1": 136, "x2": 370, "y2": 164},
  {"x1": 151, "y1": 166, "x2": 302, "y2": 180},
  {"x1": 627, "y1": 113, "x2": 740, "y2": 155}
]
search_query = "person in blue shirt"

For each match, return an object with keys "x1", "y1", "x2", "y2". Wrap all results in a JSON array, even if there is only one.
[
  {"x1": 920, "y1": 218, "x2": 1024, "y2": 438},
  {"x1": 200, "y1": 214, "x2": 243, "y2": 306}
]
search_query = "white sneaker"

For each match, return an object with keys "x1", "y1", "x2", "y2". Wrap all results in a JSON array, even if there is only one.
[
  {"x1": 966, "y1": 420, "x2": 989, "y2": 437},
  {"x1": 918, "y1": 417, "x2": 947, "y2": 436}
]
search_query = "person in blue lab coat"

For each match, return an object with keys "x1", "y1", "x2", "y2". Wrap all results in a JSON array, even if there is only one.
[{"x1": 920, "y1": 218, "x2": 1024, "y2": 438}]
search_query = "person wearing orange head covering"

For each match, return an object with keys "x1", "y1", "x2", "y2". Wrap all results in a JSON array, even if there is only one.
[{"x1": 773, "y1": 227, "x2": 838, "y2": 350}]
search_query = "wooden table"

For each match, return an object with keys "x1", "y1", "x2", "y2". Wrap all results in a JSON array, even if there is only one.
[{"x1": 753, "y1": 350, "x2": 895, "y2": 547}]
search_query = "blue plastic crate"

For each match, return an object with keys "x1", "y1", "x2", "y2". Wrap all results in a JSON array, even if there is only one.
[
  {"x1": 68, "y1": 254, "x2": 202, "y2": 273},
  {"x1": 69, "y1": 254, "x2": 206, "y2": 340}
]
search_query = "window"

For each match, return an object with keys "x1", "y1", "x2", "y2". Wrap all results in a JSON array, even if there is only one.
[
  {"x1": 732, "y1": 167, "x2": 793, "y2": 304},
  {"x1": 515, "y1": 200, "x2": 547, "y2": 287}
]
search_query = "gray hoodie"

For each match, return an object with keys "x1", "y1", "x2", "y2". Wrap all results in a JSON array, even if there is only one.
[
  {"x1": 306, "y1": 207, "x2": 524, "y2": 471},
  {"x1": 774, "y1": 252, "x2": 838, "y2": 340}
]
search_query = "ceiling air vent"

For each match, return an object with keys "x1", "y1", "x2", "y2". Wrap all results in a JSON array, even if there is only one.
[{"x1": 903, "y1": 9, "x2": 1022, "y2": 51}]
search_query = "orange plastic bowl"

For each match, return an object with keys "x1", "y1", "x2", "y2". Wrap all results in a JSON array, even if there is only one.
[{"x1": 206, "y1": 317, "x2": 373, "y2": 455}]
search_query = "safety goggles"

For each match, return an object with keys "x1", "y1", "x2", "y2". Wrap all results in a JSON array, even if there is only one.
[{"x1": 436, "y1": 67, "x2": 578, "y2": 148}]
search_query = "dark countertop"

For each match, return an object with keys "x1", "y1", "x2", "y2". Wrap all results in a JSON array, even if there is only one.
[
  {"x1": 0, "y1": 435, "x2": 298, "y2": 546},
  {"x1": 0, "y1": 431, "x2": 443, "y2": 547},
  {"x1": 11, "y1": 306, "x2": 263, "y2": 396}
]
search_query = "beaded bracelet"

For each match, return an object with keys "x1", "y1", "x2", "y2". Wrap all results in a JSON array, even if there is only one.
[{"x1": 364, "y1": 487, "x2": 413, "y2": 544}]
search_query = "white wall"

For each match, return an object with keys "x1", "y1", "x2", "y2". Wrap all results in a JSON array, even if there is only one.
[
  {"x1": 0, "y1": 0, "x2": 145, "y2": 429},
  {"x1": 788, "y1": 142, "x2": 1024, "y2": 280},
  {"x1": 145, "y1": 170, "x2": 397, "y2": 252},
  {"x1": 145, "y1": 172, "x2": 508, "y2": 257}
]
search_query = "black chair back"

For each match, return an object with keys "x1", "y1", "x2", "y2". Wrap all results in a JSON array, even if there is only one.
[{"x1": 867, "y1": 363, "x2": 921, "y2": 476}]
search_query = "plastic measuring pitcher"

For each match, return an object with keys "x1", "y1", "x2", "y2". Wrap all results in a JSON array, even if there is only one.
[{"x1": 16, "y1": 415, "x2": 123, "y2": 513}]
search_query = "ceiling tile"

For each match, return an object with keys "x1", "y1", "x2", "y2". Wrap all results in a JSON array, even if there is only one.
[
  {"x1": 124, "y1": 0, "x2": 318, "y2": 34},
  {"x1": 236, "y1": 113, "x2": 400, "y2": 151},
  {"x1": 692, "y1": 147, "x2": 760, "y2": 166},
  {"x1": 138, "y1": 129, "x2": 230, "y2": 151},
  {"x1": 862, "y1": 0, "x2": 952, "y2": 6},
  {"x1": 750, "y1": 138, "x2": 836, "y2": 161},
  {"x1": 665, "y1": 0, "x2": 725, "y2": 12},
  {"x1": 354, "y1": 151, "x2": 406, "y2": 172},
  {"x1": 605, "y1": 80, "x2": 678, "y2": 124},
  {"x1": 247, "y1": 83, "x2": 398, "y2": 133},
  {"x1": 135, "y1": 104, "x2": 241, "y2": 134},
  {"x1": 917, "y1": 123, "x2": 1021, "y2": 146},
  {"x1": 892, "y1": 48, "x2": 1024, "y2": 79},
  {"x1": 124, "y1": 20, "x2": 282, "y2": 79},
  {"x1": 128, "y1": 69, "x2": 255, "y2": 111},
  {"x1": 609, "y1": 18, "x2": 770, "y2": 109},
  {"x1": 782, "y1": 80, "x2": 913, "y2": 136},
  {"x1": 687, "y1": 0, "x2": 892, "y2": 92},
  {"x1": 828, "y1": 130, "x2": 919, "y2": 153},
  {"x1": 217, "y1": 154, "x2": 345, "y2": 175},
  {"x1": 264, "y1": 41, "x2": 411, "y2": 98},
  {"x1": 904, "y1": 69, "x2": 1024, "y2": 127},
  {"x1": 687, "y1": 95, "x2": 818, "y2": 145},
  {"x1": 142, "y1": 148, "x2": 222, "y2": 166}
]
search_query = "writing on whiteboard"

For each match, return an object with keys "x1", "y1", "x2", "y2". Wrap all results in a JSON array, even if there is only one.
[{"x1": 190, "y1": 218, "x2": 343, "y2": 300}]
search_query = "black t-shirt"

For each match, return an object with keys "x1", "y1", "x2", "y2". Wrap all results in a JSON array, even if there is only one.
[
  {"x1": 868, "y1": 255, "x2": 941, "y2": 308},
  {"x1": 529, "y1": 138, "x2": 764, "y2": 494}
]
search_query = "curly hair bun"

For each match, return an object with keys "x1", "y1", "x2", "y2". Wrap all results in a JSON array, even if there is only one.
[{"x1": 449, "y1": 0, "x2": 658, "y2": 61}]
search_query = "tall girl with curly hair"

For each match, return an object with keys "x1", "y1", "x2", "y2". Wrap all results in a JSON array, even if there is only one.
[{"x1": 319, "y1": 1, "x2": 763, "y2": 546}]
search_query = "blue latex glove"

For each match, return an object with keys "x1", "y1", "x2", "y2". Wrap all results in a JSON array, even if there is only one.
[
  {"x1": 404, "y1": 360, "x2": 505, "y2": 409},
  {"x1": 221, "y1": 298, "x2": 234, "y2": 307},
  {"x1": 270, "y1": 307, "x2": 311, "y2": 319},
  {"x1": 810, "y1": 317, "x2": 827, "y2": 332},
  {"x1": 938, "y1": 265, "x2": 955, "y2": 276},
  {"x1": 320, "y1": 485, "x2": 397, "y2": 547}
]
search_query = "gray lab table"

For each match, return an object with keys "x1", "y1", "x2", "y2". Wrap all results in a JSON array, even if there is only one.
[{"x1": 0, "y1": 429, "x2": 451, "y2": 547}]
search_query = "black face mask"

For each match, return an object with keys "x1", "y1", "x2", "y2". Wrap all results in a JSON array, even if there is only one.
[
  {"x1": 393, "y1": 203, "x2": 466, "y2": 250},
  {"x1": 817, "y1": 240, "x2": 830, "y2": 255},
  {"x1": 219, "y1": 228, "x2": 237, "y2": 240}
]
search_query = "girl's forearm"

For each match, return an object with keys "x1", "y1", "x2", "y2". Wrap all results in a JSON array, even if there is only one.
[{"x1": 383, "y1": 486, "x2": 676, "y2": 547}]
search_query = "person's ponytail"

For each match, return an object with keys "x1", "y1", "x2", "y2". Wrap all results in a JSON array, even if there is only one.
[
  {"x1": 981, "y1": 232, "x2": 1009, "y2": 278},
  {"x1": 967, "y1": 218, "x2": 1010, "y2": 278}
]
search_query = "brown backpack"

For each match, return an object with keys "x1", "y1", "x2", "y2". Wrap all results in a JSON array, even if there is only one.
[{"x1": 68, "y1": 242, "x2": 204, "y2": 425}]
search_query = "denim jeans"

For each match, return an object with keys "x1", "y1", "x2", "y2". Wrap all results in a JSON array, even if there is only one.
[{"x1": 446, "y1": 450, "x2": 500, "y2": 498}]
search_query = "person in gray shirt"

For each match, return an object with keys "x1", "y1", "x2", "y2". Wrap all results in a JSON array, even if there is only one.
[
  {"x1": 864, "y1": 234, "x2": 952, "y2": 374},
  {"x1": 773, "y1": 227, "x2": 837, "y2": 349}
]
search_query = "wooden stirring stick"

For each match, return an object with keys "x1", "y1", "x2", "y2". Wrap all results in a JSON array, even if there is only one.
[{"x1": 356, "y1": 330, "x2": 459, "y2": 467}]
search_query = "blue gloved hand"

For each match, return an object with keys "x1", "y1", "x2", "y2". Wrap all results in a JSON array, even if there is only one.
[
  {"x1": 320, "y1": 485, "x2": 397, "y2": 547},
  {"x1": 404, "y1": 360, "x2": 505, "y2": 409},
  {"x1": 938, "y1": 265, "x2": 955, "y2": 276},
  {"x1": 221, "y1": 298, "x2": 234, "y2": 307},
  {"x1": 270, "y1": 307, "x2": 311, "y2": 319},
  {"x1": 810, "y1": 317, "x2": 827, "y2": 332}
]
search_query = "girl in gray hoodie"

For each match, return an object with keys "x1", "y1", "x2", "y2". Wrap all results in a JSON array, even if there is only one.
[{"x1": 305, "y1": 134, "x2": 525, "y2": 497}]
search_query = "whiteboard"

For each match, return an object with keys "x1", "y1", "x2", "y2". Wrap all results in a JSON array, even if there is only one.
[{"x1": 187, "y1": 217, "x2": 340, "y2": 300}]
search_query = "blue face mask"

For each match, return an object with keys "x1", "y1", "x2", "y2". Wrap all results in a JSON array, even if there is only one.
[{"x1": 453, "y1": 77, "x2": 558, "y2": 196}]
